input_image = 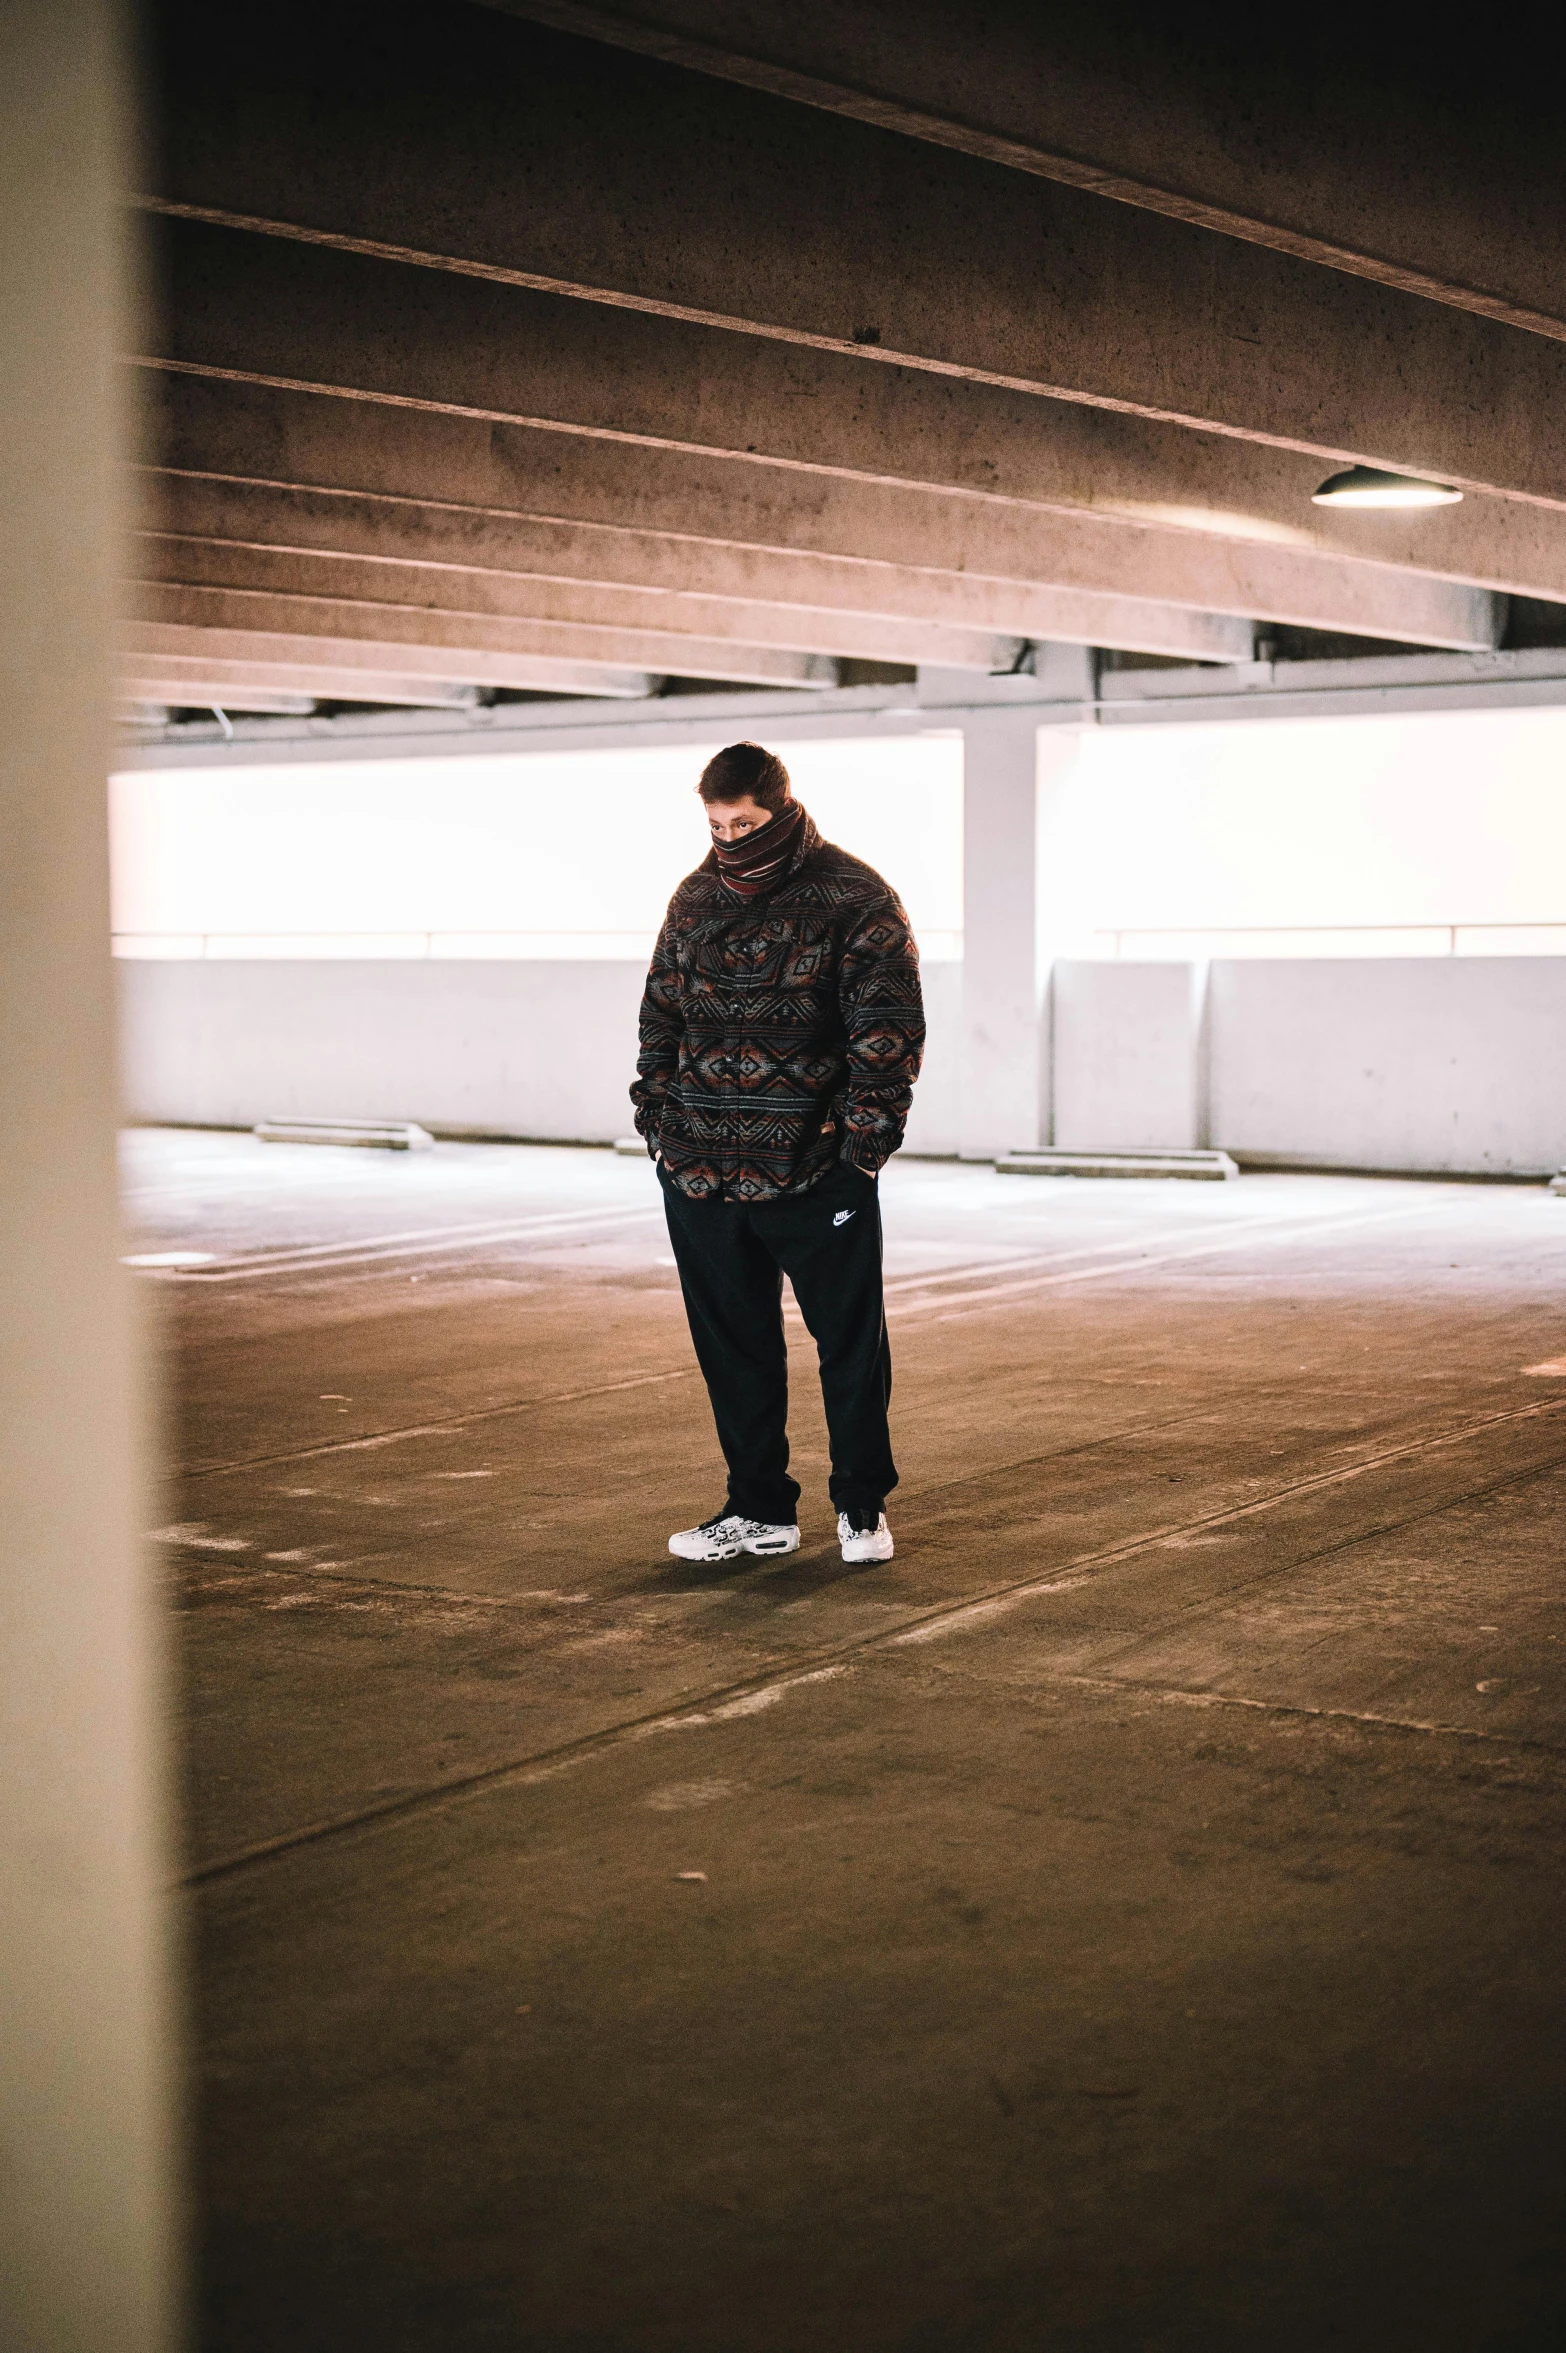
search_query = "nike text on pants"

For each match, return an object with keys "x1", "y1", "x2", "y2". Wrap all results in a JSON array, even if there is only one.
[{"x1": 659, "y1": 1157, "x2": 897, "y2": 1525}]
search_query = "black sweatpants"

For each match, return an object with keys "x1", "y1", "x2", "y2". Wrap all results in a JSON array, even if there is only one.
[{"x1": 659, "y1": 1157, "x2": 897, "y2": 1525}]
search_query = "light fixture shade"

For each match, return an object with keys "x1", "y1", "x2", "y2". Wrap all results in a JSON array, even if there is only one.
[{"x1": 1312, "y1": 466, "x2": 1462, "y2": 509}]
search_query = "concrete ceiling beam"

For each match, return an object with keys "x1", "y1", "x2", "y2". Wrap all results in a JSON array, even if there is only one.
[
  {"x1": 116, "y1": 658, "x2": 494, "y2": 709},
  {"x1": 129, "y1": 533, "x2": 1041, "y2": 672},
  {"x1": 124, "y1": 592, "x2": 850, "y2": 692},
  {"x1": 120, "y1": 679, "x2": 319, "y2": 715},
  {"x1": 136, "y1": 474, "x2": 1272, "y2": 665},
  {"x1": 136, "y1": 313, "x2": 1566, "y2": 613},
  {"x1": 140, "y1": 8, "x2": 1566, "y2": 505},
  {"x1": 478, "y1": 0, "x2": 1566, "y2": 343},
  {"x1": 122, "y1": 621, "x2": 665, "y2": 700},
  {"x1": 132, "y1": 250, "x2": 1531, "y2": 653}
]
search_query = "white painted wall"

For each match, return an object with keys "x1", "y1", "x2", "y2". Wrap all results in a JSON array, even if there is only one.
[
  {"x1": 123, "y1": 948, "x2": 1566, "y2": 1176},
  {"x1": 1053, "y1": 961, "x2": 1203, "y2": 1151},
  {"x1": 1046, "y1": 953, "x2": 1566, "y2": 1175},
  {"x1": 118, "y1": 956, "x2": 963, "y2": 1155},
  {"x1": 1209, "y1": 957, "x2": 1566, "y2": 1176}
]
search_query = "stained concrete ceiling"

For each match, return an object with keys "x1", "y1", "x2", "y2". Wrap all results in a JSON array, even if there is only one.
[{"x1": 125, "y1": 0, "x2": 1566, "y2": 720}]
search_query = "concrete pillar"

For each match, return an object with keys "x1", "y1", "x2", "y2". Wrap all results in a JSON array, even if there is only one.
[
  {"x1": 1, "y1": 6, "x2": 182, "y2": 2349},
  {"x1": 959, "y1": 711, "x2": 1089, "y2": 1158},
  {"x1": 959, "y1": 707, "x2": 1042, "y2": 1156}
]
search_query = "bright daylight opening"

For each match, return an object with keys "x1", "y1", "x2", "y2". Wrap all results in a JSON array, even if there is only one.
[
  {"x1": 110, "y1": 733, "x2": 965, "y2": 963},
  {"x1": 1059, "y1": 704, "x2": 1566, "y2": 960},
  {"x1": 113, "y1": 705, "x2": 1566, "y2": 973}
]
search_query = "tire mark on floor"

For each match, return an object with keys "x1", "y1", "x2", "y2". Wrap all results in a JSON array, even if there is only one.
[
  {"x1": 181, "y1": 1366, "x2": 697, "y2": 1480},
  {"x1": 175, "y1": 1199, "x2": 1440, "y2": 1479},
  {"x1": 182, "y1": 1389, "x2": 1566, "y2": 1886}
]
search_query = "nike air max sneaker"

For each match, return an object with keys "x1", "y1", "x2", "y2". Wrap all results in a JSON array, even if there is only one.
[
  {"x1": 837, "y1": 1506, "x2": 895, "y2": 1564},
  {"x1": 668, "y1": 1512, "x2": 801, "y2": 1563}
]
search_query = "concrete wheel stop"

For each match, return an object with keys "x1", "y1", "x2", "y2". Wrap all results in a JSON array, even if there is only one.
[
  {"x1": 996, "y1": 1146, "x2": 1240, "y2": 1180},
  {"x1": 254, "y1": 1118, "x2": 435, "y2": 1151}
]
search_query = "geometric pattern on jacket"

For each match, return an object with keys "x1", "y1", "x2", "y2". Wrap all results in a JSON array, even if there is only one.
[{"x1": 631, "y1": 811, "x2": 926, "y2": 1201}]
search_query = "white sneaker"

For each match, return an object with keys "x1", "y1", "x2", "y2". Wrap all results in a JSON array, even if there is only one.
[
  {"x1": 838, "y1": 1509, "x2": 894, "y2": 1564},
  {"x1": 668, "y1": 1512, "x2": 801, "y2": 1563}
]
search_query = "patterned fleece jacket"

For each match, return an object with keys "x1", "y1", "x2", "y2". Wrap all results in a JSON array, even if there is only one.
[{"x1": 630, "y1": 811, "x2": 926, "y2": 1200}]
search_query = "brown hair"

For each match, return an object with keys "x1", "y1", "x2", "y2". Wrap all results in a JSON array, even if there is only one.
[{"x1": 696, "y1": 741, "x2": 793, "y2": 811}]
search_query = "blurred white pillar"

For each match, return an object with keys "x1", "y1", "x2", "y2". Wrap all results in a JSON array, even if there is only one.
[
  {"x1": 959, "y1": 712, "x2": 1088, "y2": 1157},
  {"x1": 0, "y1": 5, "x2": 182, "y2": 2350}
]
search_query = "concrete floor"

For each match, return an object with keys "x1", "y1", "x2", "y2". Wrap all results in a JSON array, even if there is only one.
[{"x1": 126, "y1": 1129, "x2": 1566, "y2": 2352}]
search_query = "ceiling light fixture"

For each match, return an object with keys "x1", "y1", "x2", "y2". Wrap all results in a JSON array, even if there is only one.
[{"x1": 1312, "y1": 466, "x2": 1462, "y2": 509}]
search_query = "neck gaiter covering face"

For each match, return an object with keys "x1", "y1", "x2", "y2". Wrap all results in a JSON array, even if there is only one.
[{"x1": 710, "y1": 797, "x2": 807, "y2": 897}]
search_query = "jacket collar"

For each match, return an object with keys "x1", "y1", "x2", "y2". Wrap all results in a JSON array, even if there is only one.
[{"x1": 706, "y1": 802, "x2": 818, "y2": 899}]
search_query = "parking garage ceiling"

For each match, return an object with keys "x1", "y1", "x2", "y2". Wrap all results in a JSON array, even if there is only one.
[{"x1": 125, "y1": 0, "x2": 1566, "y2": 732}]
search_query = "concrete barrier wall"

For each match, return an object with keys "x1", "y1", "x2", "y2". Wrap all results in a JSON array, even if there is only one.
[
  {"x1": 123, "y1": 952, "x2": 1566, "y2": 1176},
  {"x1": 1050, "y1": 955, "x2": 1566, "y2": 1177},
  {"x1": 1053, "y1": 962, "x2": 1203, "y2": 1152},
  {"x1": 1208, "y1": 956, "x2": 1566, "y2": 1177},
  {"x1": 118, "y1": 956, "x2": 963, "y2": 1154}
]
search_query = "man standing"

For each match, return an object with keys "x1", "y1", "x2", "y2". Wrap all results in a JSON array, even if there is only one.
[{"x1": 632, "y1": 741, "x2": 925, "y2": 1566}]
